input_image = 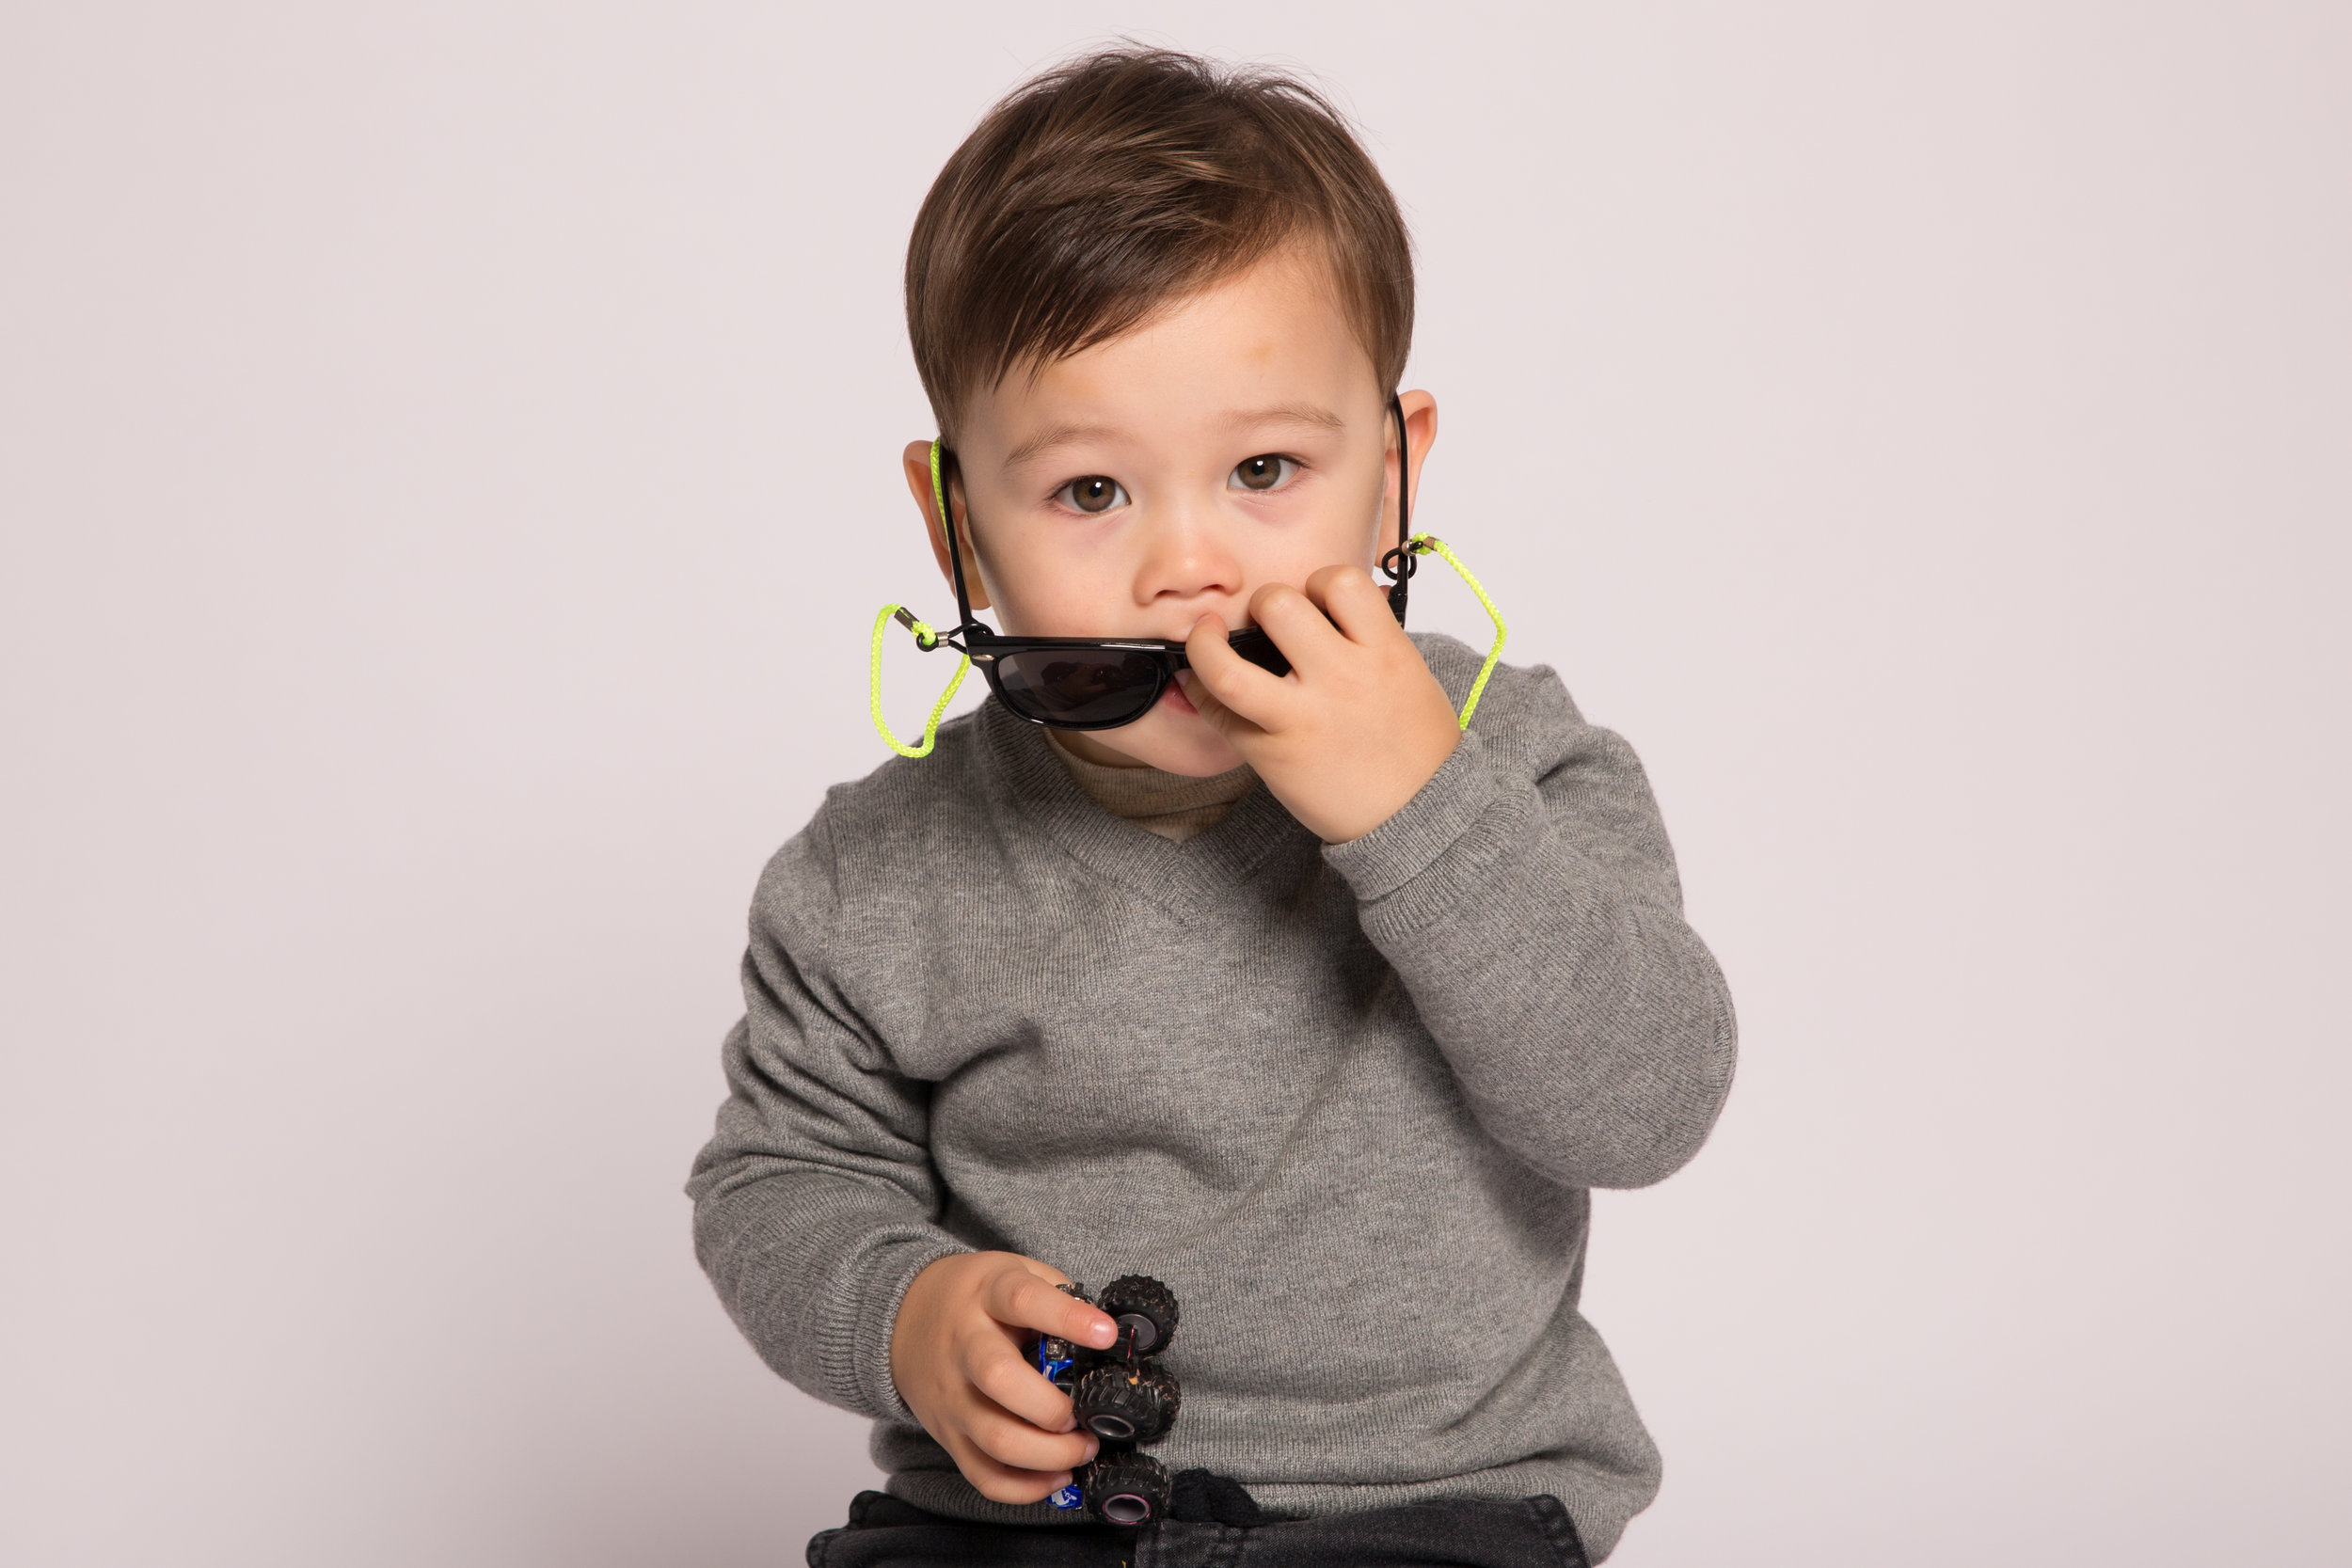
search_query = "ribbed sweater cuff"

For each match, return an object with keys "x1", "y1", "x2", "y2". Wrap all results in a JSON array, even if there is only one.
[
  {"x1": 824, "y1": 1232, "x2": 971, "y2": 1421},
  {"x1": 1323, "y1": 733, "x2": 1533, "y2": 932}
]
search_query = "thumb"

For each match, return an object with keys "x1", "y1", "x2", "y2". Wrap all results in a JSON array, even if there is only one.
[
  {"x1": 1175, "y1": 667, "x2": 1240, "y2": 738},
  {"x1": 1179, "y1": 616, "x2": 1269, "y2": 742}
]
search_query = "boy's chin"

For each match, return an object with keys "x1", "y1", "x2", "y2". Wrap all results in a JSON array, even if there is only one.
[{"x1": 1055, "y1": 701, "x2": 1248, "y2": 777}]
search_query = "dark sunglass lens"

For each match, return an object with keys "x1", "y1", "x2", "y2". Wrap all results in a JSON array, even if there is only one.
[
  {"x1": 1226, "y1": 628, "x2": 1293, "y2": 678},
  {"x1": 994, "y1": 649, "x2": 1164, "y2": 726}
]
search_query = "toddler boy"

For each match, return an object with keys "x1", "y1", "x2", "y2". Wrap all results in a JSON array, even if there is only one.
[{"x1": 689, "y1": 48, "x2": 1735, "y2": 1567}]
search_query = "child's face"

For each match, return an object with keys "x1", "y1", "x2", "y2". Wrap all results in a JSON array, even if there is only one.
[{"x1": 902, "y1": 246, "x2": 1438, "y2": 775}]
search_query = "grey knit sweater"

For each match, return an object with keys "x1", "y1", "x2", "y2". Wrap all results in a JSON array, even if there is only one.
[{"x1": 687, "y1": 635, "x2": 1736, "y2": 1560}]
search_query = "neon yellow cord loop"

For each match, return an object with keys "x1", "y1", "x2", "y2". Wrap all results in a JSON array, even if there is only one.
[
  {"x1": 1405, "y1": 533, "x2": 1508, "y2": 729},
  {"x1": 869, "y1": 604, "x2": 970, "y2": 758}
]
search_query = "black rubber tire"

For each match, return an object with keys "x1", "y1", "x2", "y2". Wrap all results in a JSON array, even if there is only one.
[
  {"x1": 1084, "y1": 1450, "x2": 1171, "y2": 1528},
  {"x1": 1140, "y1": 1363, "x2": 1180, "y2": 1427},
  {"x1": 1073, "y1": 1363, "x2": 1178, "y2": 1444},
  {"x1": 1095, "y1": 1275, "x2": 1179, "y2": 1354}
]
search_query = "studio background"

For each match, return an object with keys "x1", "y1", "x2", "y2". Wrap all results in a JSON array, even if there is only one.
[{"x1": 4, "y1": 5, "x2": 2344, "y2": 1564}]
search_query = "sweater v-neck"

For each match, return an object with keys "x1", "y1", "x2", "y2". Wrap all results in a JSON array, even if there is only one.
[{"x1": 976, "y1": 701, "x2": 1312, "y2": 918}]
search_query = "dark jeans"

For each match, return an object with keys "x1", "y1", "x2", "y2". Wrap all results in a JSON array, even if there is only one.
[{"x1": 806, "y1": 1487, "x2": 1591, "y2": 1568}]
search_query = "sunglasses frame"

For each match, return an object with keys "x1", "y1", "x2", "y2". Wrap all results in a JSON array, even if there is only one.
[{"x1": 919, "y1": 394, "x2": 1418, "y2": 731}]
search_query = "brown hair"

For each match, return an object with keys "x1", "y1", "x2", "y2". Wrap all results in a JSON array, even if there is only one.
[{"x1": 906, "y1": 47, "x2": 1414, "y2": 441}]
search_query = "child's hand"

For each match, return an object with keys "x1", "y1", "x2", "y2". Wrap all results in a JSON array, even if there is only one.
[
  {"x1": 888, "y1": 1251, "x2": 1120, "y2": 1504},
  {"x1": 1181, "y1": 563, "x2": 1461, "y2": 844}
]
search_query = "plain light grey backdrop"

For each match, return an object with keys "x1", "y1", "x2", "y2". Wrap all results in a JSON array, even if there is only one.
[{"x1": 4, "y1": 4, "x2": 2345, "y2": 1564}]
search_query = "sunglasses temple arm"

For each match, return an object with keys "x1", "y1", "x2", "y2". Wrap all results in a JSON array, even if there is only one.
[
  {"x1": 930, "y1": 442, "x2": 986, "y2": 638},
  {"x1": 934, "y1": 403, "x2": 1408, "y2": 629},
  {"x1": 1383, "y1": 392, "x2": 1413, "y2": 624}
]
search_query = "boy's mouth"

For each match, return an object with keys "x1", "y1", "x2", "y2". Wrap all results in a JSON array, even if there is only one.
[{"x1": 1157, "y1": 679, "x2": 1198, "y2": 717}]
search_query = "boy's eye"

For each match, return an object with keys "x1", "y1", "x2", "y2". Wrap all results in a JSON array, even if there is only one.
[
  {"x1": 1230, "y1": 454, "x2": 1296, "y2": 493},
  {"x1": 1057, "y1": 476, "x2": 1129, "y2": 515}
]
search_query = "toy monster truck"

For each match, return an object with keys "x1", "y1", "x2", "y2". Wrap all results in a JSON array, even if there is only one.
[{"x1": 1035, "y1": 1275, "x2": 1181, "y2": 1525}]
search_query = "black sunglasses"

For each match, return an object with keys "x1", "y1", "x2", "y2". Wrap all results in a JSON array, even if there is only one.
[{"x1": 912, "y1": 394, "x2": 1419, "y2": 731}]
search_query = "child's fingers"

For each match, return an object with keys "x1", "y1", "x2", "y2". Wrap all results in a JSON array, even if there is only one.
[
  {"x1": 1301, "y1": 563, "x2": 1406, "y2": 646},
  {"x1": 1184, "y1": 614, "x2": 1292, "y2": 730},
  {"x1": 958, "y1": 1390, "x2": 1099, "y2": 1475},
  {"x1": 968, "y1": 1334, "x2": 1079, "y2": 1434},
  {"x1": 1249, "y1": 579, "x2": 1354, "y2": 677},
  {"x1": 987, "y1": 1268, "x2": 1117, "y2": 1351},
  {"x1": 939, "y1": 1428, "x2": 1082, "y2": 1506}
]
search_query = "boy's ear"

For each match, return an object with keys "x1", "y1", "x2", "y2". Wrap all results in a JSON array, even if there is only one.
[
  {"x1": 1391, "y1": 390, "x2": 1439, "y2": 519},
  {"x1": 899, "y1": 439, "x2": 991, "y2": 612}
]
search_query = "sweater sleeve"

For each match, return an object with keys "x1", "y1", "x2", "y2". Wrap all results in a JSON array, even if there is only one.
[
  {"x1": 1322, "y1": 665, "x2": 1737, "y2": 1189},
  {"x1": 685, "y1": 807, "x2": 969, "y2": 1419}
]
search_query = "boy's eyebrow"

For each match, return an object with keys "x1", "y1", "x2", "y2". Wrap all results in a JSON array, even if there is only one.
[
  {"x1": 1002, "y1": 404, "x2": 1349, "y2": 470},
  {"x1": 1221, "y1": 403, "x2": 1347, "y2": 436},
  {"x1": 1004, "y1": 423, "x2": 1123, "y2": 468}
]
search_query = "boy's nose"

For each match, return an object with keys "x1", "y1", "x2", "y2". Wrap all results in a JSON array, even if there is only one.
[{"x1": 1132, "y1": 506, "x2": 1245, "y2": 617}]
